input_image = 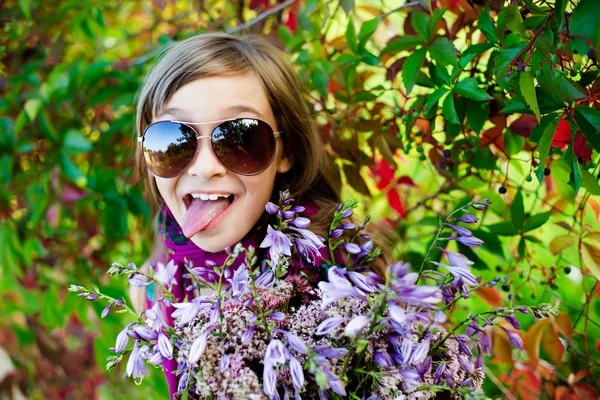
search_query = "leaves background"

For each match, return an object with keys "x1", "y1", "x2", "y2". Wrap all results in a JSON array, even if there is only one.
[{"x1": 1, "y1": 0, "x2": 599, "y2": 398}]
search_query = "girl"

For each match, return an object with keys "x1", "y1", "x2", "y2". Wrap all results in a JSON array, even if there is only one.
[{"x1": 130, "y1": 32, "x2": 343, "y2": 396}]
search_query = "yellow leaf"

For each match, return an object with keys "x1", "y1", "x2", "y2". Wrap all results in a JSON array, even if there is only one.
[
  {"x1": 553, "y1": 313, "x2": 573, "y2": 340},
  {"x1": 549, "y1": 235, "x2": 576, "y2": 255},
  {"x1": 587, "y1": 198, "x2": 600, "y2": 222},
  {"x1": 583, "y1": 231, "x2": 600, "y2": 246},
  {"x1": 491, "y1": 326, "x2": 514, "y2": 364},
  {"x1": 475, "y1": 286, "x2": 503, "y2": 307},
  {"x1": 541, "y1": 326, "x2": 564, "y2": 367},
  {"x1": 525, "y1": 319, "x2": 550, "y2": 364},
  {"x1": 581, "y1": 243, "x2": 600, "y2": 280}
]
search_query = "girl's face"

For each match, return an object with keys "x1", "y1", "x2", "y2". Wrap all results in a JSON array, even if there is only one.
[{"x1": 152, "y1": 73, "x2": 292, "y2": 252}]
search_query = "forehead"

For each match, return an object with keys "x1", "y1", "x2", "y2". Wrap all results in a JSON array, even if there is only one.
[{"x1": 157, "y1": 73, "x2": 273, "y2": 122}]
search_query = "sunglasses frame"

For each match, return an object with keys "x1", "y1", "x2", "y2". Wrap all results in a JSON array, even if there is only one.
[{"x1": 138, "y1": 117, "x2": 282, "y2": 178}]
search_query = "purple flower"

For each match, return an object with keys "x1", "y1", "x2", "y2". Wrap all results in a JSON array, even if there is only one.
[
  {"x1": 323, "y1": 369, "x2": 346, "y2": 396},
  {"x1": 209, "y1": 300, "x2": 221, "y2": 324},
  {"x1": 171, "y1": 301, "x2": 202, "y2": 325},
  {"x1": 265, "y1": 339, "x2": 288, "y2": 365},
  {"x1": 263, "y1": 360, "x2": 277, "y2": 397},
  {"x1": 416, "y1": 356, "x2": 432, "y2": 378},
  {"x1": 114, "y1": 325, "x2": 130, "y2": 353},
  {"x1": 228, "y1": 264, "x2": 250, "y2": 298},
  {"x1": 145, "y1": 301, "x2": 166, "y2": 330},
  {"x1": 374, "y1": 351, "x2": 394, "y2": 369},
  {"x1": 318, "y1": 267, "x2": 365, "y2": 307},
  {"x1": 291, "y1": 217, "x2": 311, "y2": 228},
  {"x1": 501, "y1": 327, "x2": 523, "y2": 349},
  {"x1": 189, "y1": 326, "x2": 215, "y2": 365},
  {"x1": 410, "y1": 338, "x2": 430, "y2": 364},
  {"x1": 124, "y1": 340, "x2": 150, "y2": 379},
  {"x1": 448, "y1": 236, "x2": 484, "y2": 247},
  {"x1": 242, "y1": 325, "x2": 256, "y2": 343},
  {"x1": 330, "y1": 229, "x2": 343, "y2": 238},
  {"x1": 154, "y1": 260, "x2": 178, "y2": 288},
  {"x1": 317, "y1": 347, "x2": 348, "y2": 359},
  {"x1": 344, "y1": 315, "x2": 369, "y2": 336},
  {"x1": 347, "y1": 271, "x2": 376, "y2": 293},
  {"x1": 265, "y1": 202, "x2": 278, "y2": 214},
  {"x1": 434, "y1": 362, "x2": 446, "y2": 384},
  {"x1": 260, "y1": 225, "x2": 293, "y2": 266},
  {"x1": 457, "y1": 354, "x2": 474, "y2": 374},
  {"x1": 289, "y1": 356, "x2": 304, "y2": 389},
  {"x1": 388, "y1": 305, "x2": 407, "y2": 325},
  {"x1": 343, "y1": 243, "x2": 361, "y2": 254},
  {"x1": 398, "y1": 368, "x2": 421, "y2": 390},
  {"x1": 434, "y1": 311, "x2": 447, "y2": 324},
  {"x1": 283, "y1": 331, "x2": 307, "y2": 354},
  {"x1": 130, "y1": 325, "x2": 158, "y2": 341},
  {"x1": 430, "y1": 260, "x2": 478, "y2": 286},
  {"x1": 316, "y1": 316, "x2": 348, "y2": 335},
  {"x1": 101, "y1": 303, "x2": 112, "y2": 318},
  {"x1": 341, "y1": 208, "x2": 353, "y2": 218},
  {"x1": 128, "y1": 273, "x2": 150, "y2": 287},
  {"x1": 455, "y1": 212, "x2": 479, "y2": 224},
  {"x1": 220, "y1": 354, "x2": 230, "y2": 372},
  {"x1": 504, "y1": 314, "x2": 521, "y2": 329},
  {"x1": 444, "y1": 223, "x2": 473, "y2": 237},
  {"x1": 157, "y1": 332, "x2": 173, "y2": 360}
]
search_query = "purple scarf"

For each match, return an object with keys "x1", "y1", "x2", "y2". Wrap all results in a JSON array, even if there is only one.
[{"x1": 149, "y1": 204, "x2": 271, "y2": 397}]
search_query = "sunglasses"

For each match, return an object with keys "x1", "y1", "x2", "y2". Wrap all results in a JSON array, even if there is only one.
[{"x1": 138, "y1": 117, "x2": 281, "y2": 178}]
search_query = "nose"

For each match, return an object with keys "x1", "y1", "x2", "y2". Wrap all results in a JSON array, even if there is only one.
[{"x1": 184, "y1": 134, "x2": 228, "y2": 180}]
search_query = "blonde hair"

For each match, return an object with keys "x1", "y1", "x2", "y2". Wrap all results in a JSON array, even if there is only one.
[{"x1": 134, "y1": 33, "x2": 340, "y2": 260}]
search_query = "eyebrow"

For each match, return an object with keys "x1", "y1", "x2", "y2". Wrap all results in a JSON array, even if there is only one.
[{"x1": 158, "y1": 105, "x2": 266, "y2": 120}]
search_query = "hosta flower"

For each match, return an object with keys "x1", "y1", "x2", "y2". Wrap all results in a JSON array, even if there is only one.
[
  {"x1": 124, "y1": 340, "x2": 150, "y2": 379},
  {"x1": 318, "y1": 267, "x2": 365, "y2": 307},
  {"x1": 344, "y1": 315, "x2": 370, "y2": 336},
  {"x1": 154, "y1": 260, "x2": 178, "y2": 288},
  {"x1": 171, "y1": 297, "x2": 212, "y2": 325},
  {"x1": 260, "y1": 225, "x2": 293, "y2": 266},
  {"x1": 157, "y1": 332, "x2": 173, "y2": 360},
  {"x1": 448, "y1": 235, "x2": 484, "y2": 247},
  {"x1": 501, "y1": 327, "x2": 523, "y2": 349},
  {"x1": 454, "y1": 212, "x2": 479, "y2": 224}
]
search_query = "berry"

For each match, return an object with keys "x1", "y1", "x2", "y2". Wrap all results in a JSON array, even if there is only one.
[
  {"x1": 439, "y1": 161, "x2": 446, "y2": 169},
  {"x1": 412, "y1": 112, "x2": 419, "y2": 118},
  {"x1": 525, "y1": 175, "x2": 533, "y2": 182},
  {"x1": 551, "y1": 54, "x2": 558, "y2": 63},
  {"x1": 395, "y1": 133, "x2": 402, "y2": 140},
  {"x1": 416, "y1": 145, "x2": 423, "y2": 153},
  {"x1": 587, "y1": 49, "x2": 596, "y2": 58},
  {"x1": 394, "y1": 108, "x2": 401, "y2": 116},
  {"x1": 544, "y1": 167, "x2": 551, "y2": 176},
  {"x1": 382, "y1": 126, "x2": 387, "y2": 132},
  {"x1": 554, "y1": 70, "x2": 562, "y2": 78},
  {"x1": 564, "y1": 266, "x2": 571, "y2": 275},
  {"x1": 501, "y1": 284, "x2": 510, "y2": 292},
  {"x1": 557, "y1": 43, "x2": 564, "y2": 50},
  {"x1": 518, "y1": 63, "x2": 526, "y2": 72},
  {"x1": 535, "y1": 69, "x2": 542, "y2": 77},
  {"x1": 405, "y1": 143, "x2": 412, "y2": 150},
  {"x1": 401, "y1": 115, "x2": 408, "y2": 122},
  {"x1": 443, "y1": 149, "x2": 451, "y2": 158},
  {"x1": 498, "y1": 185, "x2": 507, "y2": 194},
  {"x1": 525, "y1": 66, "x2": 532, "y2": 73},
  {"x1": 418, "y1": 154, "x2": 427, "y2": 161}
]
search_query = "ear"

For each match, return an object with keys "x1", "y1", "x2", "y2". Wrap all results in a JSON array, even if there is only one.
[{"x1": 277, "y1": 151, "x2": 294, "y2": 174}]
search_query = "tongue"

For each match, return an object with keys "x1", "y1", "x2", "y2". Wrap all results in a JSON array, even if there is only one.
[{"x1": 182, "y1": 197, "x2": 231, "y2": 238}]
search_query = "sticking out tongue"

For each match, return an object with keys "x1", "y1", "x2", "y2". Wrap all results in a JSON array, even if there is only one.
[{"x1": 182, "y1": 197, "x2": 231, "y2": 238}]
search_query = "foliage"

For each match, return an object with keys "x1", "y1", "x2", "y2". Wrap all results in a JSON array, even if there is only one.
[{"x1": 1, "y1": 0, "x2": 599, "y2": 398}]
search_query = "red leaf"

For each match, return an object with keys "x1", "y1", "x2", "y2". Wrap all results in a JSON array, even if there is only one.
[
  {"x1": 386, "y1": 188, "x2": 406, "y2": 218},
  {"x1": 573, "y1": 132, "x2": 592, "y2": 163},
  {"x1": 396, "y1": 175, "x2": 416, "y2": 187},
  {"x1": 284, "y1": 5, "x2": 298, "y2": 33},
  {"x1": 552, "y1": 119, "x2": 571, "y2": 148},
  {"x1": 371, "y1": 159, "x2": 395, "y2": 189},
  {"x1": 475, "y1": 286, "x2": 503, "y2": 307},
  {"x1": 386, "y1": 57, "x2": 406, "y2": 82},
  {"x1": 510, "y1": 115, "x2": 538, "y2": 138}
]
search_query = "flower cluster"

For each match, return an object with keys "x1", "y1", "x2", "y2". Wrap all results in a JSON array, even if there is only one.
[{"x1": 71, "y1": 192, "x2": 557, "y2": 399}]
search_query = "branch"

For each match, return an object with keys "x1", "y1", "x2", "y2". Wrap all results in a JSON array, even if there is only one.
[
  {"x1": 381, "y1": 1, "x2": 421, "y2": 20},
  {"x1": 226, "y1": 0, "x2": 298, "y2": 34}
]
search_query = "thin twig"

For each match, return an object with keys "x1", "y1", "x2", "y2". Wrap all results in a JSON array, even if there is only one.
[
  {"x1": 226, "y1": 0, "x2": 298, "y2": 34},
  {"x1": 483, "y1": 365, "x2": 517, "y2": 400},
  {"x1": 381, "y1": 1, "x2": 421, "y2": 20}
]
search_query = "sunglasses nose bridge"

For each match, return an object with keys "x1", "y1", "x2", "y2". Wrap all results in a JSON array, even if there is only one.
[{"x1": 184, "y1": 134, "x2": 228, "y2": 180}]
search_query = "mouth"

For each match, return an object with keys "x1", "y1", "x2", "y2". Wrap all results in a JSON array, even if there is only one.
[{"x1": 181, "y1": 192, "x2": 237, "y2": 237}]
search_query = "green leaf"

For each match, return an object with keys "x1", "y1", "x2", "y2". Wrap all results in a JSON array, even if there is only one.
[
  {"x1": 424, "y1": 87, "x2": 448, "y2": 116},
  {"x1": 471, "y1": 147, "x2": 498, "y2": 170},
  {"x1": 427, "y1": 8, "x2": 447, "y2": 40},
  {"x1": 504, "y1": 129, "x2": 525, "y2": 156},
  {"x1": 501, "y1": 96, "x2": 529, "y2": 114},
  {"x1": 505, "y1": 3, "x2": 526, "y2": 36},
  {"x1": 511, "y1": 190, "x2": 524, "y2": 230},
  {"x1": 381, "y1": 35, "x2": 424, "y2": 54},
  {"x1": 18, "y1": 0, "x2": 31, "y2": 19},
  {"x1": 487, "y1": 221, "x2": 520, "y2": 236},
  {"x1": 464, "y1": 43, "x2": 495, "y2": 56},
  {"x1": 562, "y1": 146, "x2": 583, "y2": 193},
  {"x1": 519, "y1": 71, "x2": 540, "y2": 121},
  {"x1": 346, "y1": 17, "x2": 358, "y2": 54},
  {"x1": 453, "y1": 78, "x2": 492, "y2": 101},
  {"x1": 442, "y1": 94, "x2": 460, "y2": 125},
  {"x1": 62, "y1": 129, "x2": 92, "y2": 153},
  {"x1": 402, "y1": 48, "x2": 427, "y2": 95},
  {"x1": 570, "y1": 0, "x2": 600, "y2": 57},
  {"x1": 24, "y1": 99, "x2": 42, "y2": 121},
  {"x1": 60, "y1": 153, "x2": 86, "y2": 186},
  {"x1": 524, "y1": 212, "x2": 551, "y2": 232},
  {"x1": 538, "y1": 121, "x2": 558, "y2": 176},
  {"x1": 411, "y1": 12, "x2": 429, "y2": 41},
  {"x1": 478, "y1": 3, "x2": 497, "y2": 44},
  {"x1": 340, "y1": 0, "x2": 355, "y2": 15},
  {"x1": 582, "y1": 169, "x2": 600, "y2": 195},
  {"x1": 358, "y1": 17, "x2": 381, "y2": 51},
  {"x1": 574, "y1": 106, "x2": 600, "y2": 152},
  {"x1": 554, "y1": 0, "x2": 567, "y2": 30},
  {"x1": 473, "y1": 229, "x2": 505, "y2": 259},
  {"x1": 465, "y1": 100, "x2": 489, "y2": 134},
  {"x1": 433, "y1": 63, "x2": 451, "y2": 86},
  {"x1": 428, "y1": 37, "x2": 458, "y2": 66}
]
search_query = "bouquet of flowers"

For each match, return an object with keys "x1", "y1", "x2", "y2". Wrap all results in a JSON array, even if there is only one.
[{"x1": 71, "y1": 191, "x2": 556, "y2": 399}]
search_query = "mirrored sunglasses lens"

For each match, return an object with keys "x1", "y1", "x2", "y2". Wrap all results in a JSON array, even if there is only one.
[
  {"x1": 142, "y1": 121, "x2": 197, "y2": 177},
  {"x1": 212, "y1": 119, "x2": 275, "y2": 175}
]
